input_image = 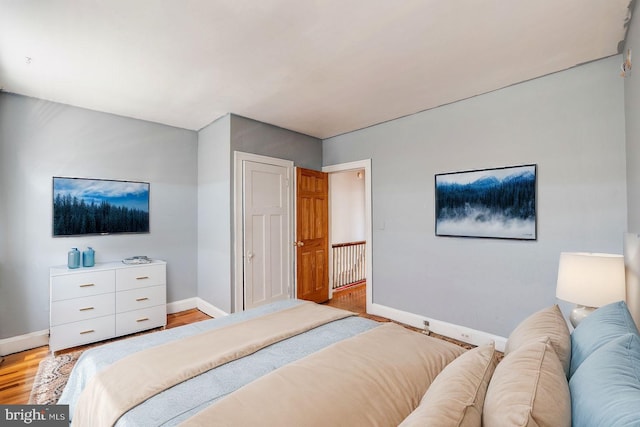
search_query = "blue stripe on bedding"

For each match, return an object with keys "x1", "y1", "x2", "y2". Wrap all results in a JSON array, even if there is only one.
[{"x1": 58, "y1": 300, "x2": 380, "y2": 426}]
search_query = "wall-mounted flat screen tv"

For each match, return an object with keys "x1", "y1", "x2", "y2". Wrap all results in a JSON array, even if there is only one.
[{"x1": 53, "y1": 177, "x2": 150, "y2": 236}]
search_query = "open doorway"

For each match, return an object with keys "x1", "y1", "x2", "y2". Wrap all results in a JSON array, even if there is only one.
[
  {"x1": 328, "y1": 169, "x2": 366, "y2": 311},
  {"x1": 323, "y1": 160, "x2": 372, "y2": 314}
]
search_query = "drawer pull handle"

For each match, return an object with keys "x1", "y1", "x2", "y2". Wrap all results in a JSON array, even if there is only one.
[
  {"x1": 80, "y1": 329, "x2": 95, "y2": 335},
  {"x1": 136, "y1": 276, "x2": 150, "y2": 280},
  {"x1": 136, "y1": 317, "x2": 149, "y2": 322},
  {"x1": 79, "y1": 307, "x2": 95, "y2": 311},
  {"x1": 79, "y1": 283, "x2": 95, "y2": 288},
  {"x1": 136, "y1": 297, "x2": 149, "y2": 302}
]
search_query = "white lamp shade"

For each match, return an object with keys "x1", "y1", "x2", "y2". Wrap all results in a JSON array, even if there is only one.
[{"x1": 556, "y1": 252, "x2": 626, "y2": 308}]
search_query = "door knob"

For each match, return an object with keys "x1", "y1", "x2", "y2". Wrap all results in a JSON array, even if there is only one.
[
  {"x1": 247, "y1": 252, "x2": 255, "y2": 261},
  {"x1": 293, "y1": 241, "x2": 304, "y2": 247}
]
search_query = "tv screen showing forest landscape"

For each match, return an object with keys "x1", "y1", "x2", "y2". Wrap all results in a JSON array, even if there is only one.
[
  {"x1": 53, "y1": 177, "x2": 150, "y2": 236},
  {"x1": 435, "y1": 164, "x2": 536, "y2": 240}
]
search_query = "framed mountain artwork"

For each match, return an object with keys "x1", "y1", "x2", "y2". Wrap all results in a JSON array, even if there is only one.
[{"x1": 435, "y1": 164, "x2": 536, "y2": 240}]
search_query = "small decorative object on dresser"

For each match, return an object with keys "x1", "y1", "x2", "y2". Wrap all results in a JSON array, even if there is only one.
[
  {"x1": 122, "y1": 255, "x2": 152, "y2": 265},
  {"x1": 67, "y1": 248, "x2": 80, "y2": 269},
  {"x1": 49, "y1": 260, "x2": 167, "y2": 352},
  {"x1": 82, "y1": 247, "x2": 95, "y2": 267}
]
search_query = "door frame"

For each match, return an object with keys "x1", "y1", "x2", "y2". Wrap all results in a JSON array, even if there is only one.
[
  {"x1": 233, "y1": 151, "x2": 294, "y2": 313},
  {"x1": 323, "y1": 159, "x2": 373, "y2": 312}
]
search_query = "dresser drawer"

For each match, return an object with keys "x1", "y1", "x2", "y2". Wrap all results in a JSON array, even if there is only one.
[
  {"x1": 116, "y1": 285, "x2": 166, "y2": 313},
  {"x1": 50, "y1": 293, "x2": 115, "y2": 326},
  {"x1": 51, "y1": 270, "x2": 115, "y2": 301},
  {"x1": 116, "y1": 264, "x2": 166, "y2": 291},
  {"x1": 49, "y1": 315, "x2": 115, "y2": 352},
  {"x1": 116, "y1": 305, "x2": 166, "y2": 336}
]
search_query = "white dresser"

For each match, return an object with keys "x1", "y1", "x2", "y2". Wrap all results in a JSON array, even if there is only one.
[{"x1": 49, "y1": 260, "x2": 167, "y2": 352}]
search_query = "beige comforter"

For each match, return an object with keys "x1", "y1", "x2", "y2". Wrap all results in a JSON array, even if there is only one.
[
  {"x1": 73, "y1": 302, "x2": 354, "y2": 427},
  {"x1": 180, "y1": 322, "x2": 466, "y2": 427}
]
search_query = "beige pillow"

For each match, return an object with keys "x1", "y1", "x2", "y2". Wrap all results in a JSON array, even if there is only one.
[
  {"x1": 505, "y1": 304, "x2": 571, "y2": 375},
  {"x1": 399, "y1": 343, "x2": 497, "y2": 427},
  {"x1": 483, "y1": 338, "x2": 571, "y2": 427}
]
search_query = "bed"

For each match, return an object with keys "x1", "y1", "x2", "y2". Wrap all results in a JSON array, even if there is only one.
[
  {"x1": 62, "y1": 297, "x2": 631, "y2": 427},
  {"x1": 58, "y1": 299, "x2": 466, "y2": 427}
]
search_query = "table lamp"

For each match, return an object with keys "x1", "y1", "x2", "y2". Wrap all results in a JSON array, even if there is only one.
[{"x1": 556, "y1": 252, "x2": 626, "y2": 328}]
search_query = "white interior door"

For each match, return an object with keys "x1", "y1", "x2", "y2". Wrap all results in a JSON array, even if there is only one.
[{"x1": 243, "y1": 160, "x2": 291, "y2": 309}]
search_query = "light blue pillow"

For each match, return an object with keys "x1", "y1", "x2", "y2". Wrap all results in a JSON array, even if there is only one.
[
  {"x1": 569, "y1": 333, "x2": 640, "y2": 427},
  {"x1": 570, "y1": 301, "x2": 639, "y2": 377}
]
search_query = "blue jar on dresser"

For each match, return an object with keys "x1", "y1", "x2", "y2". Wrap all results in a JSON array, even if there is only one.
[
  {"x1": 67, "y1": 248, "x2": 80, "y2": 269},
  {"x1": 82, "y1": 247, "x2": 95, "y2": 267}
]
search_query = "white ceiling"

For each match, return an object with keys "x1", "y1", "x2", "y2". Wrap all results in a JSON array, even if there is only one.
[{"x1": 0, "y1": 0, "x2": 633, "y2": 139}]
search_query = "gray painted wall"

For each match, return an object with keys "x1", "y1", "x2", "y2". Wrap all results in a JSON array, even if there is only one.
[
  {"x1": 323, "y1": 56, "x2": 627, "y2": 337},
  {"x1": 196, "y1": 114, "x2": 321, "y2": 312},
  {"x1": 230, "y1": 115, "x2": 322, "y2": 171},
  {"x1": 197, "y1": 115, "x2": 232, "y2": 312},
  {"x1": 229, "y1": 115, "x2": 321, "y2": 310},
  {"x1": 0, "y1": 93, "x2": 198, "y2": 339},
  {"x1": 1, "y1": 55, "x2": 628, "y2": 343},
  {"x1": 230, "y1": 115, "x2": 322, "y2": 310},
  {"x1": 625, "y1": 11, "x2": 640, "y2": 232}
]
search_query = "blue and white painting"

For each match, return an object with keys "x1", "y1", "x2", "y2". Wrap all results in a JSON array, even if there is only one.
[
  {"x1": 435, "y1": 165, "x2": 536, "y2": 240},
  {"x1": 53, "y1": 177, "x2": 150, "y2": 236}
]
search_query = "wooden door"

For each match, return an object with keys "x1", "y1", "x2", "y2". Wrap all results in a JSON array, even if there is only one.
[
  {"x1": 296, "y1": 168, "x2": 329, "y2": 303},
  {"x1": 243, "y1": 160, "x2": 291, "y2": 309}
]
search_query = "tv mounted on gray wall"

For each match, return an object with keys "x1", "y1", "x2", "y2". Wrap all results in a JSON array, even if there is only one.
[{"x1": 53, "y1": 177, "x2": 150, "y2": 236}]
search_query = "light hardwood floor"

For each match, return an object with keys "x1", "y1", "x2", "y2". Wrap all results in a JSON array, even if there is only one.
[{"x1": 0, "y1": 285, "x2": 371, "y2": 405}]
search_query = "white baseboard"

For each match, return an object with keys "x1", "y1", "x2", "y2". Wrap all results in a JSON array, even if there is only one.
[
  {"x1": 166, "y1": 297, "x2": 228, "y2": 318},
  {"x1": 369, "y1": 302, "x2": 507, "y2": 352},
  {"x1": 196, "y1": 298, "x2": 228, "y2": 318},
  {"x1": 0, "y1": 329, "x2": 50, "y2": 357},
  {"x1": 166, "y1": 297, "x2": 199, "y2": 314},
  {"x1": 1, "y1": 298, "x2": 229, "y2": 356}
]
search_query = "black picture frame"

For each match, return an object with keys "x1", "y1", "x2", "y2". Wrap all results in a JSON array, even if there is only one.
[
  {"x1": 435, "y1": 164, "x2": 537, "y2": 240},
  {"x1": 52, "y1": 176, "x2": 150, "y2": 237}
]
